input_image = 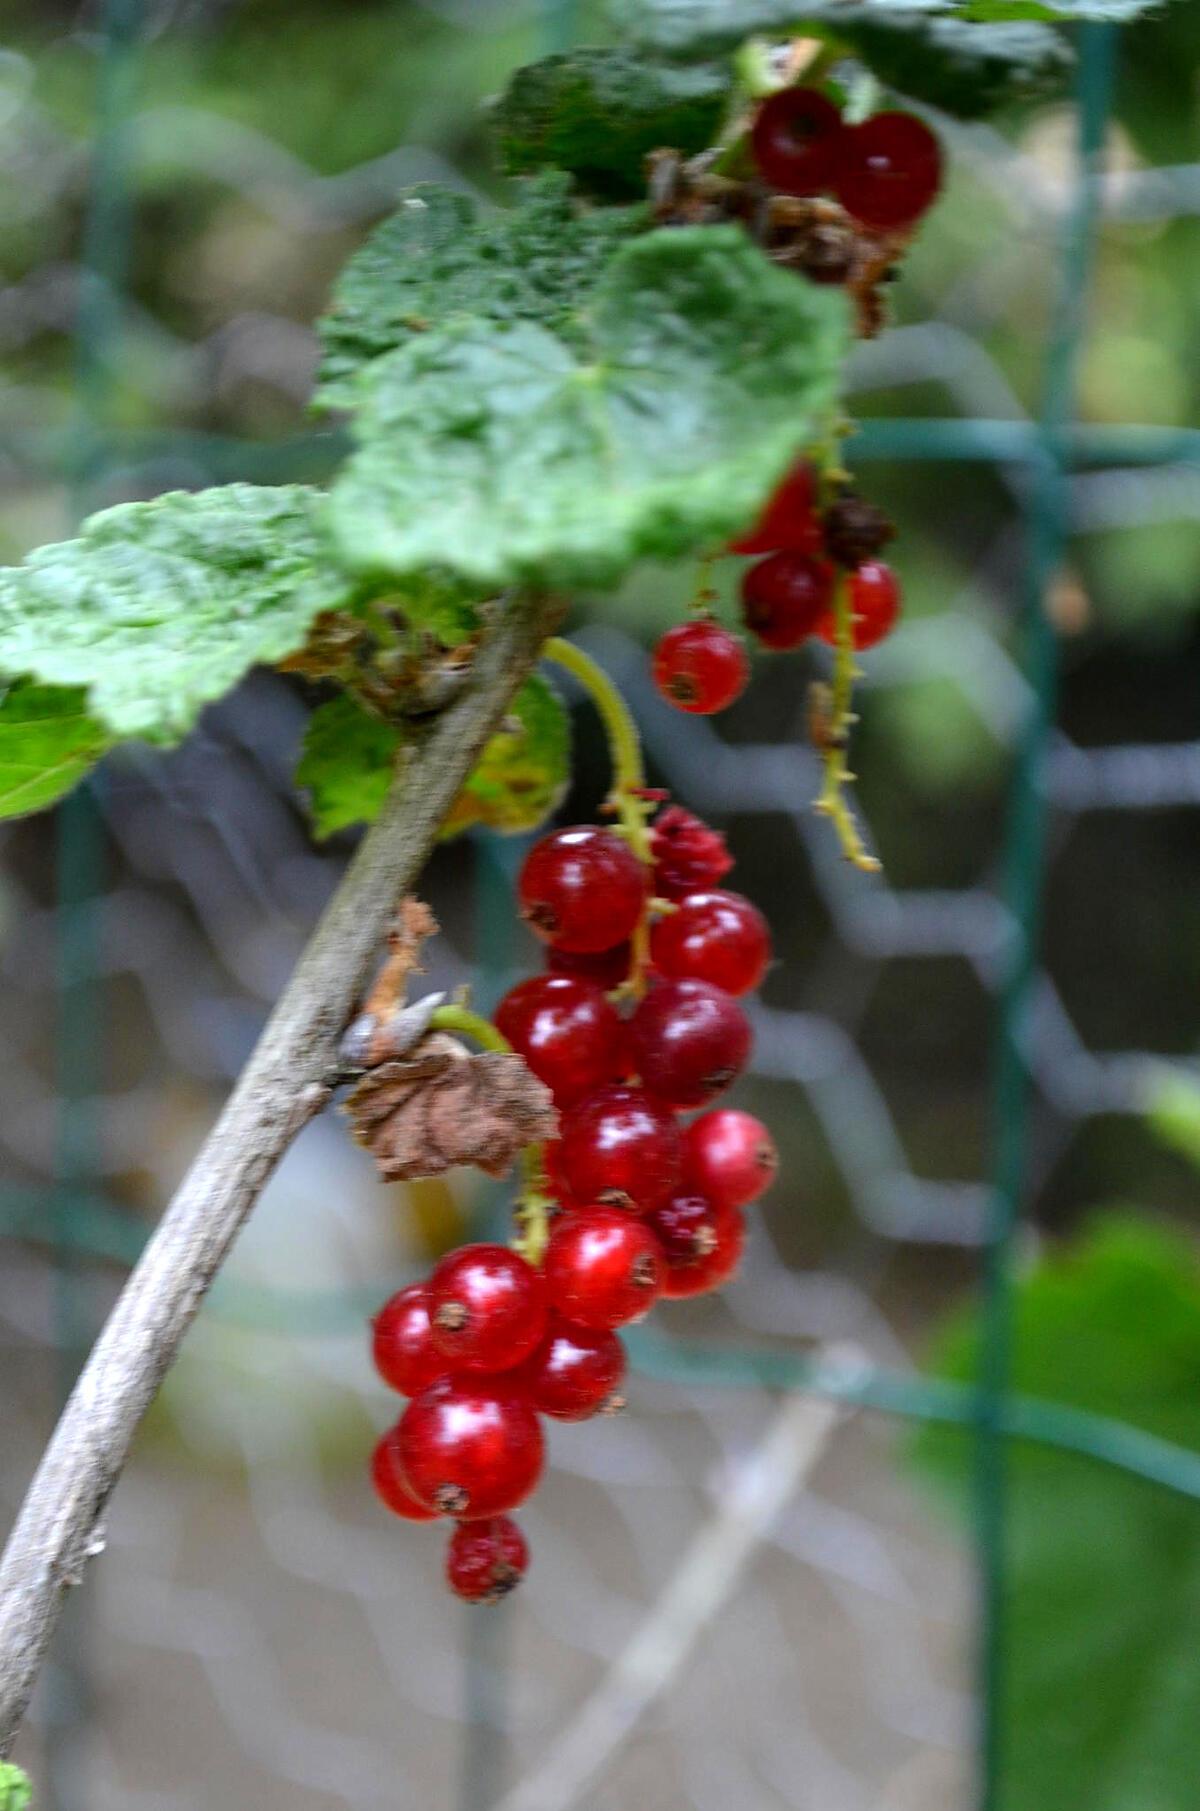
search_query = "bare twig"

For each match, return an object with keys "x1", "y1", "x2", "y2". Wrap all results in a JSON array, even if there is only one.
[
  {"x1": 0, "y1": 589, "x2": 561, "y2": 1757},
  {"x1": 490, "y1": 1359, "x2": 854, "y2": 1811}
]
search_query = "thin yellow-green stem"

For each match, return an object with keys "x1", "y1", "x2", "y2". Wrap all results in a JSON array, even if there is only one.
[{"x1": 815, "y1": 577, "x2": 881, "y2": 873}]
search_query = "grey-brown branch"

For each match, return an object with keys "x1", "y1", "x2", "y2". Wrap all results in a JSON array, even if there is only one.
[{"x1": 0, "y1": 590, "x2": 559, "y2": 1756}]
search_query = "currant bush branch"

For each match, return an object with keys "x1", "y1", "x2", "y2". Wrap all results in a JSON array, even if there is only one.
[{"x1": 0, "y1": 588, "x2": 562, "y2": 1760}]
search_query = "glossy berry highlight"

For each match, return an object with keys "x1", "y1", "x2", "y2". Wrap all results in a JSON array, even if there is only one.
[
  {"x1": 519, "y1": 826, "x2": 645, "y2": 954},
  {"x1": 816, "y1": 559, "x2": 901, "y2": 651},
  {"x1": 751, "y1": 87, "x2": 843, "y2": 198},
  {"x1": 496, "y1": 974, "x2": 627, "y2": 1108},
  {"x1": 399, "y1": 1378, "x2": 544, "y2": 1519},
  {"x1": 427, "y1": 1243, "x2": 548, "y2": 1374},
  {"x1": 518, "y1": 1319, "x2": 626, "y2": 1420},
  {"x1": 371, "y1": 1430, "x2": 440, "y2": 1523},
  {"x1": 741, "y1": 551, "x2": 833, "y2": 650},
  {"x1": 629, "y1": 978, "x2": 752, "y2": 1110},
  {"x1": 660, "y1": 1203, "x2": 747, "y2": 1300},
  {"x1": 544, "y1": 1208, "x2": 663, "y2": 1330},
  {"x1": 835, "y1": 112, "x2": 941, "y2": 231},
  {"x1": 650, "y1": 890, "x2": 771, "y2": 996},
  {"x1": 558, "y1": 1084, "x2": 682, "y2": 1212},
  {"x1": 652, "y1": 619, "x2": 749, "y2": 716},
  {"x1": 684, "y1": 1109, "x2": 778, "y2": 1211},
  {"x1": 650, "y1": 806, "x2": 733, "y2": 901},
  {"x1": 446, "y1": 1516, "x2": 529, "y2": 1604},
  {"x1": 645, "y1": 1192, "x2": 721, "y2": 1269},
  {"x1": 372, "y1": 1284, "x2": 446, "y2": 1398}
]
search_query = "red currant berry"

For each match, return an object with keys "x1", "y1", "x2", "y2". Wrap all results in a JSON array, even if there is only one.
[
  {"x1": 446, "y1": 1516, "x2": 529, "y2": 1603},
  {"x1": 399, "y1": 1377, "x2": 544, "y2": 1519},
  {"x1": 815, "y1": 559, "x2": 901, "y2": 651},
  {"x1": 834, "y1": 112, "x2": 941, "y2": 231},
  {"x1": 660, "y1": 1202, "x2": 746, "y2": 1300},
  {"x1": 496, "y1": 974, "x2": 627, "y2": 1108},
  {"x1": 629, "y1": 979, "x2": 752, "y2": 1110},
  {"x1": 517, "y1": 1318, "x2": 626, "y2": 1420},
  {"x1": 652, "y1": 620, "x2": 749, "y2": 716},
  {"x1": 751, "y1": 87, "x2": 843, "y2": 197},
  {"x1": 372, "y1": 1284, "x2": 446, "y2": 1397},
  {"x1": 650, "y1": 805, "x2": 733, "y2": 902},
  {"x1": 729, "y1": 458, "x2": 822, "y2": 557},
  {"x1": 644, "y1": 1192, "x2": 721, "y2": 1270},
  {"x1": 427, "y1": 1243, "x2": 547, "y2": 1375},
  {"x1": 558, "y1": 1084, "x2": 682, "y2": 1212},
  {"x1": 544, "y1": 1208, "x2": 662, "y2": 1329},
  {"x1": 548, "y1": 941, "x2": 632, "y2": 991},
  {"x1": 741, "y1": 551, "x2": 833, "y2": 650},
  {"x1": 519, "y1": 827, "x2": 645, "y2": 954},
  {"x1": 683, "y1": 1109, "x2": 778, "y2": 1210},
  {"x1": 649, "y1": 890, "x2": 771, "y2": 997},
  {"x1": 371, "y1": 1429, "x2": 440, "y2": 1522}
]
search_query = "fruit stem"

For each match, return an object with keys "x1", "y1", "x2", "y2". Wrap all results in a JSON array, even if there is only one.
[
  {"x1": 815, "y1": 576, "x2": 881, "y2": 874},
  {"x1": 428, "y1": 1003, "x2": 551, "y2": 1262}
]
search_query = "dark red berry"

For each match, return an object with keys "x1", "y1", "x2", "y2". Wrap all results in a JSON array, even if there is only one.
[
  {"x1": 548, "y1": 941, "x2": 632, "y2": 991},
  {"x1": 519, "y1": 826, "x2": 646, "y2": 954},
  {"x1": 558, "y1": 1083, "x2": 682, "y2": 1212},
  {"x1": 751, "y1": 86, "x2": 843, "y2": 197},
  {"x1": 650, "y1": 890, "x2": 771, "y2": 997},
  {"x1": 729, "y1": 458, "x2": 821, "y2": 556},
  {"x1": 446, "y1": 1516, "x2": 529, "y2": 1603},
  {"x1": 544, "y1": 1207, "x2": 663, "y2": 1330},
  {"x1": 427, "y1": 1243, "x2": 547, "y2": 1375},
  {"x1": 650, "y1": 805, "x2": 733, "y2": 901},
  {"x1": 834, "y1": 112, "x2": 941, "y2": 231},
  {"x1": 399, "y1": 1377, "x2": 544, "y2": 1519},
  {"x1": 372, "y1": 1285, "x2": 447, "y2": 1398},
  {"x1": 496, "y1": 974, "x2": 627, "y2": 1108},
  {"x1": 517, "y1": 1318, "x2": 626, "y2": 1420},
  {"x1": 741, "y1": 551, "x2": 834, "y2": 651},
  {"x1": 371, "y1": 1429, "x2": 440, "y2": 1522},
  {"x1": 660, "y1": 1202, "x2": 746, "y2": 1300},
  {"x1": 684, "y1": 1109, "x2": 778, "y2": 1210},
  {"x1": 815, "y1": 559, "x2": 901, "y2": 651},
  {"x1": 644, "y1": 1192, "x2": 721, "y2": 1270},
  {"x1": 821, "y1": 492, "x2": 894, "y2": 569},
  {"x1": 652, "y1": 620, "x2": 749, "y2": 716},
  {"x1": 628, "y1": 978, "x2": 752, "y2": 1110}
]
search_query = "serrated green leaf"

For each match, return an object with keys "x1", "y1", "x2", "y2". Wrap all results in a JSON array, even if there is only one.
[
  {"x1": 440, "y1": 674, "x2": 570, "y2": 838},
  {"x1": 296, "y1": 693, "x2": 402, "y2": 840},
  {"x1": 494, "y1": 50, "x2": 729, "y2": 196},
  {"x1": 331, "y1": 226, "x2": 849, "y2": 593},
  {"x1": 0, "y1": 680, "x2": 111, "y2": 819},
  {"x1": 314, "y1": 173, "x2": 646, "y2": 412},
  {"x1": 0, "y1": 486, "x2": 353, "y2": 745},
  {"x1": 909, "y1": 1215, "x2": 1200, "y2": 1811},
  {"x1": 0, "y1": 1764, "x2": 31, "y2": 1811},
  {"x1": 608, "y1": 1, "x2": 1075, "y2": 116}
]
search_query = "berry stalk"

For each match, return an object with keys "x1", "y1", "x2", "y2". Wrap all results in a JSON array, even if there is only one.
[{"x1": 814, "y1": 574, "x2": 881, "y2": 873}]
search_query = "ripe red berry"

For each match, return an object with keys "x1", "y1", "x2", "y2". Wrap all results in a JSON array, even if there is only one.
[
  {"x1": 399, "y1": 1377, "x2": 544, "y2": 1519},
  {"x1": 519, "y1": 827, "x2": 646, "y2": 954},
  {"x1": 815, "y1": 559, "x2": 901, "y2": 651},
  {"x1": 741, "y1": 551, "x2": 833, "y2": 650},
  {"x1": 684, "y1": 1109, "x2": 778, "y2": 1210},
  {"x1": 558, "y1": 1084, "x2": 682, "y2": 1212},
  {"x1": 644, "y1": 1192, "x2": 721, "y2": 1270},
  {"x1": 427, "y1": 1243, "x2": 547, "y2": 1374},
  {"x1": 729, "y1": 458, "x2": 821, "y2": 557},
  {"x1": 446, "y1": 1516, "x2": 529, "y2": 1603},
  {"x1": 751, "y1": 87, "x2": 843, "y2": 197},
  {"x1": 371, "y1": 1429, "x2": 440, "y2": 1522},
  {"x1": 496, "y1": 974, "x2": 628, "y2": 1108},
  {"x1": 660, "y1": 1202, "x2": 746, "y2": 1300},
  {"x1": 650, "y1": 890, "x2": 771, "y2": 997},
  {"x1": 548, "y1": 941, "x2": 632, "y2": 991},
  {"x1": 834, "y1": 112, "x2": 941, "y2": 231},
  {"x1": 544, "y1": 1207, "x2": 663, "y2": 1329},
  {"x1": 628, "y1": 978, "x2": 752, "y2": 1110},
  {"x1": 517, "y1": 1318, "x2": 626, "y2": 1420},
  {"x1": 652, "y1": 620, "x2": 749, "y2": 716},
  {"x1": 372, "y1": 1284, "x2": 446, "y2": 1397},
  {"x1": 650, "y1": 805, "x2": 733, "y2": 901}
]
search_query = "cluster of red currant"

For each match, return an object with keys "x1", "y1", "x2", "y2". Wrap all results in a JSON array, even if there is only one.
[
  {"x1": 751, "y1": 86, "x2": 941, "y2": 231},
  {"x1": 369, "y1": 802, "x2": 777, "y2": 1602}
]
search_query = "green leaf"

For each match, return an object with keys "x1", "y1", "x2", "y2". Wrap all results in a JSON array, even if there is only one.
[
  {"x1": 0, "y1": 1763, "x2": 31, "y2": 1811},
  {"x1": 909, "y1": 1216, "x2": 1200, "y2": 1811},
  {"x1": 374, "y1": 573, "x2": 483, "y2": 649},
  {"x1": 493, "y1": 50, "x2": 729, "y2": 197},
  {"x1": 296, "y1": 692, "x2": 402, "y2": 840},
  {"x1": 608, "y1": 1, "x2": 1075, "y2": 116},
  {"x1": 440, "y1": 674, "x2": 570, "y2": 839},
  {"x1": 0, "y1": 486, "x2": 354, "y2": 745},
  {"x1": 331, "y1": 225, "x2": 849, "y2": 593},
  {"x1": 0, "y1": 680, "x2": 111, "y2": 819},
  {"x1": 1144, "y1": 1071, "x2": 1200, "y2": 1175},
  {"x1": 314, "y1": 173, "x2": 646, "y2": 412}
]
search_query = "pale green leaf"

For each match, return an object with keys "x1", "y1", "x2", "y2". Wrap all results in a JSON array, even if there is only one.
[
  {"x1": 440, "y1": 674, "x2": 571, "y2": 838},
  {"x1": 909, "y1": 1216, "x2": 1200, "y2": 1811},
  {"x1": 0, "y1": 680, "x2": 111, "y2": 819},
  {"x1": 314, "y1": 174, "x2": 646, "y2": 411},
  {"x1": 0, "y1": 1764, "x2": 30, "y2": 1811},
  {"x1": 0, "y1": 486, "x2": 354, "y2": 745},
  {"x1": 296, "y1": 693, "x2": 402, "y2": 840},
  {"x1": 331, "y1": 225, "x2": 849, "y2": 592},
  {"x1": 494, "y1": 50, "x2": 729, "y2": 196}
]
